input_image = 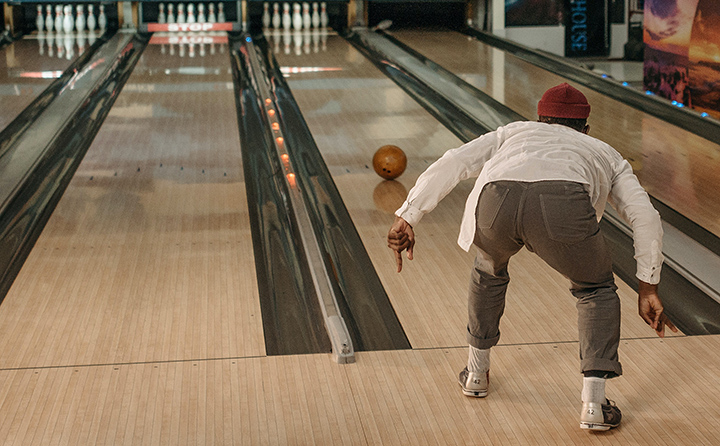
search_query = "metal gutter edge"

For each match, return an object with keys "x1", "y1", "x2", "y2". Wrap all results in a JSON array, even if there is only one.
[
  {"x1": 0, "y1": 31, "x2": 112, "y2": 159},
  {"x1": 231, "y1": 34, "x2": 353, "y2": 363},
  {"x1": 463, "y1": 27, "x2": 720, "y2": 147},
  {"x1": 0, "y1": 33, "x2": 149, "y2": 303},
  {"x1": 262, "y1": 38, "x2": 411, "y2": 352}
]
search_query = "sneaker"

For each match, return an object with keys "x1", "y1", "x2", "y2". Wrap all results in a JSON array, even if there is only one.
[
  {"x1": 580, "y1": 399, "x2": 622, "y2": 431},
  {"x1": 458, "y1": 367, "x2": 489, "y2": 398}
]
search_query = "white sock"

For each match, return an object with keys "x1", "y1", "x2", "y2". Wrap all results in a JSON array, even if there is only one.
[
  {"x1": 581, "y1": 377, "x2": 606, "y2": 403},
  {"x1": 467, "y1": 346, "x2": 490, "y2": 373}
]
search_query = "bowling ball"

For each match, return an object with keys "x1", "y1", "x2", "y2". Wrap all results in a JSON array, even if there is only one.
[{"x1": 372, "y1": 145, "x2": 407, "y2": 180}]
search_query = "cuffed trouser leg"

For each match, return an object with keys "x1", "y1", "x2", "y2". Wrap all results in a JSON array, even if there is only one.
[
  {"x1": 466, "y1": 264, "x2": 509, "y2": 349},
  {"x1": 573, "y1": 281, "x2": 623, "y2": 376},
  {"x1": 519, "y1": 181, "x2": 623, "y2": 377},
  {"x1": 467, "y1": 182, "x2": 524, "y2": 349}
]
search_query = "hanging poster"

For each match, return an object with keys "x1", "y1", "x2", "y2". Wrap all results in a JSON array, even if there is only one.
[
  {"x1": 643, "y1": 0, "x2": 698, "y2": 106},
  {"x1": 687, "y1": 0, "x2": 720, "y2": 118}
]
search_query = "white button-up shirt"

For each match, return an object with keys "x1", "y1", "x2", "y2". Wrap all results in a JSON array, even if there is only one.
[{"x1": 395, "y1": 121, "x2": 663, "y2": 284}]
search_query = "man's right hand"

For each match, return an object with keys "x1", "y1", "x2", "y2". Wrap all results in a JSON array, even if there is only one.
[
  {"x1": 387, "y1": 216, "x2": 415, "y2": 273},
  {"x1": 638, "y1": 281, "x2": 678, "y2": 338}
]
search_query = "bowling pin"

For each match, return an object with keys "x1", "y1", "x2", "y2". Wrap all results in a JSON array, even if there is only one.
[
  {"x1": 208, "y1": 3, "x2": 216, "y2": 22},
  {"x1": 158, "y1": 3, "x2": 166, "y2": 23},
  {"x1": 36, "y1": 5, "x2": 45, "y2": 32},
  {"x1": 217, "y1": 3, "x2": 225, "y2": 22},
  {"x1": 292, "y1": 3, "x2": 302, "y2": 31},
  {"x1": 302, "y1": 3, "x2": 310, "y2": 29},
  {"x1": 273, "y1": 28, "x2": 281, "y2": 53},
  {"x1": 320, "y1": 1, "x2": 327, "y2": 28},
  {"x1": 283, "y1": 29, "x2": 291, "y2": 54},
  {"x1": 177, "y1": 4, "x2": 186, "y2": 23},
  {"x1": 294, "y1": 31, "x2": 302, "y2": 55},
  {"x1": 88, "y1": 30, "x2": 97, "y2": 45},
  {"x1": 87, "y1": 5, "x2": 96, "y2": 31},
  {"x1": 45, "y1": 5, "x2": 54, "y2": 32},
  {"x1": 98, "y1": 5, "x2": 107, "y2": 31},
  {"x1": 179, "y1": 42, "x2": 185, "y2": 57},
  {"x1": 64, "y1": 33, "x2": 74, "y2": 59},
  {"x1": 56, "y1": 33, "x2": 64, "y2": 58},
  {"x1": 272, "y1": 4, "x2": 280, "y2": 28},
  {"x1": 311, "y1": 3, "x2": 319, "y2": 28},
  {"x1": 76, "y1": 5, "x2": 86, "y2": 33},
  {"x1": 38, "y1": 31, "x2": 45, "y2": 55},
  {"x1": 54, "y1": 5, "x2": 63, "y2": 33},
  {"x1": 63, "y1": 5, "x2": 74, "y2": 33},
  {"x1": 189, "y1": 42, "x2": 195, "y2": 58},
  {"x1": 303, "y1": 29, "x2": 310, "y2": 53},
  {"x1": 187, "y1": 3, "x2": 196, "y2": 23},
  {"x1": 312, "y1": 28, "x2": 319, "y2": 52},
  {"x1": 77, "y1": 31, "x2": 86, "y2": 54},
  {"x1": 168, "y1": 4, "x2": 176, "y2": 23},
  {"x1": 282, "y1": 3, "x2": 291, "y2": 30},
  {"x1": 198, "y1": 3, "x2": 206, "y2": 22},
  {"x1": 262, "y1": 3, "x2": 271, "y2": 28}
]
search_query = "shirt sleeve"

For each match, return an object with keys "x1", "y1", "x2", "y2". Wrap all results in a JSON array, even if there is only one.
[
  {"x1": 608, "y1": 159, "x2": 664, "y2": 284},
  {"x1": 395, "y1": 128, "x2": 503, "y2": 227}
]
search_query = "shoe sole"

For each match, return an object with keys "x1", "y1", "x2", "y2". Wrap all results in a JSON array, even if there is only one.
[
  {"x1": 580, "y1": 422, "x2": 618, "y2": 431},
  {"x1": 460, "y1": 388, "x2": 488, "y2": 398}
]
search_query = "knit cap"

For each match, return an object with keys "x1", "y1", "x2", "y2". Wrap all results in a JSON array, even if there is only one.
[{"x1": 537, "y1": 83, "x2": 591, "y2": 119}]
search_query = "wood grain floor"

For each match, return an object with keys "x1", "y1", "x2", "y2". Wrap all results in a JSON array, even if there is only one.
[
  {"x1": 1, "y1": 336, "x2": 718, "y2": 444},
  {"x1": 389, "y1": 30, "x2": 720, "y2": 239},
  {"x1": 0, "y1": 41, "x2": 265, "y2": 370}
]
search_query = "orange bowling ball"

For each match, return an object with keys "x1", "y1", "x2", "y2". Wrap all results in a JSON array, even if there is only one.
[{"x1": 372, "y1": 145, "x2": 407, "y2": 180}]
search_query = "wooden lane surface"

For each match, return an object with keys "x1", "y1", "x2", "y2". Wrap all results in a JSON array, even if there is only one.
[
  {"x1": 0, "y1": 35, "x2": 76, "y2": 130},
  {"x1": 0, "y1": 42, "x2": 265, "y2": 369},
  {"x1": 389, "y1": 30, "x2": 720, "y2": 239},
  {"x1": 0, "y1": 335, "x2": 718, "y2": 444},
  {"x1": 272, "y1": 34, "x2": 679, "y2": 350}
]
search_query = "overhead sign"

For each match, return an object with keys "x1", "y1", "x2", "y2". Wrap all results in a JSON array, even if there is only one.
[{"x1": 565, "y1": 0, "x2": 609, "y2": 57}]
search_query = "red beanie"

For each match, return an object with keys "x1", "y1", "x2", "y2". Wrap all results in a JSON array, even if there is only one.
[{"x1": 537, "y1": 83, "x2": 591, "y2": 119}]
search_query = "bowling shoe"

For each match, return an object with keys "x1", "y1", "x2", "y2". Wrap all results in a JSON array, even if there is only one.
[
  {"x1": 458, "y1": 367, "x2": 489, "y2": 398},
  {"x1": 580, "y1": 398, "x2": 622, "y2": 431}
]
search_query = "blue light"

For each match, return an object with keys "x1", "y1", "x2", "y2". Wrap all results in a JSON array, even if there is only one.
[
  {"x1": 601, "y1": 74, "x2": 608, "y2": 78},
  {"x1": 677, "y1": 103, "x2": 684, "y2": 108},
  {"x1": 701, "y1": 112, "x2": 709, "y2": 117},
  {"x1": 671, "y1": 100, "x2": 677, "y2": 105},
  {"x1": 646, "y1": 90, "x2": 653, "y2": 95},
  {"x1": 245, "y1": 36, "x2": 252, "y2": 42},
  {"x1": 622, "y1": 82, "x2": 629, "y2": 86}
]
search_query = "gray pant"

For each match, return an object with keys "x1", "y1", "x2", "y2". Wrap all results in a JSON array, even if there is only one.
[{"x1": 468, "y1": 181, "x2": 622, "y2": 376}]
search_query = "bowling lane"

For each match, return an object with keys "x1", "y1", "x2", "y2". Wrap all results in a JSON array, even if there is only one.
[
  {"x1": 0, "y1": 33, "x2": 90, "y2": 130},
  {"x1": 388, "y1": 30, "x2": 720, "y2": 239},
  {"x1": 272, "y1": 31, "x2": 665, "y2": 349},
  {"x1": 0, "y1": 35, "x2": 265, "y2": 369}
]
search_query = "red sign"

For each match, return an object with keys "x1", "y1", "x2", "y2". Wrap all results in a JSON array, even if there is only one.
[
  {"x1": 149, "y1": 34, "x2": 229, "y2": 44},
  {"x1": 147, "y1": 22, "x2": 234, "y2": 32}
]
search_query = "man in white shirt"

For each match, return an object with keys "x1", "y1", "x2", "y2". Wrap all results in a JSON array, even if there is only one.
[{"x1": 387, "y1": 83, "x2": 677, "y2": 431}]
